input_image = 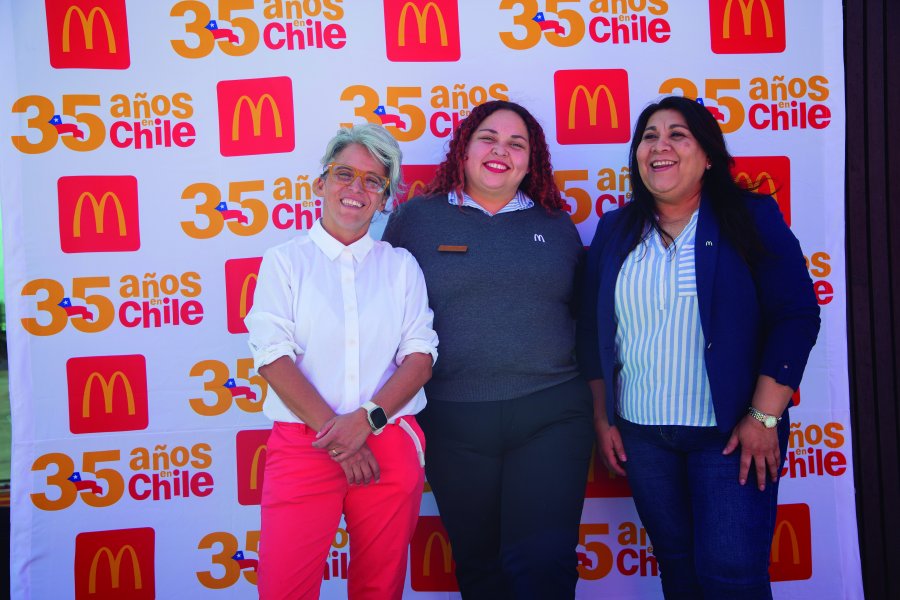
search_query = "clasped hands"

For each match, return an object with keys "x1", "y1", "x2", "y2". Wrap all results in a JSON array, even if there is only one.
[{"x1": 311, "y1": 409, "x2": 381, "y2": 485}]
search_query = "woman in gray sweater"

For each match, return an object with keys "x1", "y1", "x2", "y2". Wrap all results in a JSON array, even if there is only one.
[{"x1": 383, "y1": 100, "x2": 593, "y2": 600}]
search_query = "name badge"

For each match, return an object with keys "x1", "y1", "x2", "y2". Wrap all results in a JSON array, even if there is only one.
[{"x1": 438, "y1": 245, "x2": 468, "y2": 253}]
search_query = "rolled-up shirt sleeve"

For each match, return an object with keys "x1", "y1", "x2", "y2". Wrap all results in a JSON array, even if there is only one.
[
  {"x1": 245, "y1": 248, "x2": 303, "y2": 370},
  {"x1": 395, "y1": 252, "x2": 438, "y2": 366}
]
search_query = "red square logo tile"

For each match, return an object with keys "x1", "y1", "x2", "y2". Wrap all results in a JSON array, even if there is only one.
[
  {"x1": 555, "y1": 70, "x2": 630, "y2": 144},
  {"x1": 732, "y1": 156, "x2": 791, "y2": 226},
  {"x1": 74, "y1": 528, "x2": 155, "y2": 599},
  {"x1": 584, "y1": 446, "x2": 632, "y2": 498},
  {"x1": 410, "y1": 516, "x2": 458, "y2": 591},
  {"x1": 217, "y1": 77, "x2": 295, "y2": 156},
  {"x1": 709, "y1": 0, "x2": 786, "y2": 54},
  {"x1": 46, "y1": 0, "x2": 130, "y2": 69},
  {"x1": 384, "y1": 0, "x2": 461, "y2": 62},
  {"x1": 236, "y1": 429, "x2": 271, "y2": 506},
  {"x1": 67, "y1": 355, "x2": 148, "y2": 434},
  {"x1": 397, "y1": 164, "x2": 439, "y2": 205},
  {"x1": 769, "y1": 503, "x2": 812, "y2": 581},
  {"x1": 225, "y1": 257, "x2": 262, "y2": 334},
  {"x1": 58, "y1": 176, "x2": 140, "y2": 252}
]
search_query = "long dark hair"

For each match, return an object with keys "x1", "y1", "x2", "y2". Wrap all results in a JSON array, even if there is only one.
[
  {"x1": 622, "y1": 96, "x2": 767, "y2": 264},
  {"x1": 425, "y1": 100, "x2": 563, "y2": 211}
]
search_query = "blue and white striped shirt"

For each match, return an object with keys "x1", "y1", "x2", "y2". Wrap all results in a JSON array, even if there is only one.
[
  {"x1": 448, "y1": 190, "x2": 534, "y2": 215},
  {"x1": 614, "y1": 210, "x2": 716, "y2": 426}
]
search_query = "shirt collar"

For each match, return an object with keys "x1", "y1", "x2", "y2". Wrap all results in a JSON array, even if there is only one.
[
  {"x1": 678, "y1": 208, "x2": 701, "y2": 232},
  {"x1": 309, "y1": 219, "x2": 374, "y2": 262},
  {"x1": 447, "y1": 190, "x2": 535, "y2": 215}
]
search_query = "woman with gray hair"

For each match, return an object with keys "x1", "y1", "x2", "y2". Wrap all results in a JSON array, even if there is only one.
[{"x1": 245, "y1": 123, "x2": 438, "y2": 599}]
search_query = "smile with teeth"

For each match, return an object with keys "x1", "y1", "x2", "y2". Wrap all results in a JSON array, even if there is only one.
[
  {"x1": 340, "y1": 198, "x2": 365, "y2": 208},
  {"x1": 484, "y1": 161, "x2": 509, "y2": 173},
  {"x1": 651, "y1": 160, "x2": 676, "y2": 169}
]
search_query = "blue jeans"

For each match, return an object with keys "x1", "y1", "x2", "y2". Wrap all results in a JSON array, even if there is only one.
[{"x1": 616, "y1": 415, "x2": 789, "y2": 600}]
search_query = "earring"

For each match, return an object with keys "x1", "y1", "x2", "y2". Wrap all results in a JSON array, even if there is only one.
[{"x1": 706, "y1": 161, "x2": 712, "y2": 170}]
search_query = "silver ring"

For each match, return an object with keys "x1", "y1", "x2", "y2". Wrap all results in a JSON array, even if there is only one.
[{"x1": 330, "y1": 448, "x2": 340, "y2": 457}]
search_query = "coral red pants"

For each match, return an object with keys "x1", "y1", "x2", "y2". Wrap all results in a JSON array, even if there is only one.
[{"x1": 258, "y1": 418, "x2": 425, "y2": 600}]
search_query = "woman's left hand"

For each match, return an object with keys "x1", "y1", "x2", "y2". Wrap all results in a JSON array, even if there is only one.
[
  {"x1": 723, "y1": 414, "x2": 781, "y2": 491},
  {"x1": 311, "y1": 410, "x2": 371, "y2": 462}
]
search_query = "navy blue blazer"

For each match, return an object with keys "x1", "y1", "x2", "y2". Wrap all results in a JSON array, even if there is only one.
[{"x1": 577, "y1": 194, "x2": 821, "y2": 433}]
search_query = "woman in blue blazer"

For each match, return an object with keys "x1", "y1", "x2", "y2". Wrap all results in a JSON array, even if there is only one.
[{"x1": 577, "y1": 96, "x2": 820, "y2": 599}]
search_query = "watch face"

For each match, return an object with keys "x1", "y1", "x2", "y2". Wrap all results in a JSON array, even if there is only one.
[
  {"x1": 764, "y1": 416, "x2": 778, "y2": 428},
  {"x1": 370, "y1": 407, "x2": 388, "y2": 430}
]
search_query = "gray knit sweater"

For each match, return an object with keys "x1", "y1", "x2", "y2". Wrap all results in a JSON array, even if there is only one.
[{"x1": 382, "y1": 195, "x2": 584, "y2": 403}]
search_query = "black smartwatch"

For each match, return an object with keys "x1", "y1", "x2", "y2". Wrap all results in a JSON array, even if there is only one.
[{"x1": 362, "y1": 401, "x2": 388, "y2": 435}]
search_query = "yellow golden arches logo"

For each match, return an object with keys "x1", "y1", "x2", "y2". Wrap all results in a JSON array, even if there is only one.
[
  {"x1": 407, "y1": 180, "x2": 430, "y2": 199},
  {"x1": 62, "y1": 6, "x2": 117, "y2": 53},
  {"x1": 398, "y1": 2, "x2": 448, "y2": 47},
  {"x1": 73, "y1": 192, "x2": 127, "y2": 238},
  {"x1": 567, "y1": 85, "x2": 619, "y2": 130},
  {"x1": 232, "y1": 95, "x2": 283, "y2": 141},
  {"x1": 422, "y1": 531, "x2": 453, "y2": 576},
  {"x1": 770, "y1": 520, "x2": 801, "y2": 565},
  {"x1": 734, "y1": 171, "x2": 779, "y2": 200},
  {"x1": 239, "y1": 272, "x2": 259, "y2": 318},
  {"x1": 249, "y1": 443, "x2": 267, "y2": 491},
  {"x1": 722, "y1": 0, "x2": 774, "y2": 39},
  {"x1": 83, "y1": 371, "x2": 136, "y2": 418},
  {"x1": 88, "y1": 544, "x2": 143, "y2": 593}
]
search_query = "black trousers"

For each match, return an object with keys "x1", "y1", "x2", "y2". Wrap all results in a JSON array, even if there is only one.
[{"x1": 418, "y1": 377, "x2": 594, "y2": 600}]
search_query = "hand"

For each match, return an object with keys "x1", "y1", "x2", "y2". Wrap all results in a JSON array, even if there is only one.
[
  {"x1": 311, "y1": 410, "x2": 371, "y2": 462},
  {"x1": 337, "y1": 443, "x2": 380, "y2": 485},
  {"x1": 596, "y1": 420, "x2": 627, "y2": 477},
  {"x1": 723, "y1": 414, "x2": 781, "y2": 490}
]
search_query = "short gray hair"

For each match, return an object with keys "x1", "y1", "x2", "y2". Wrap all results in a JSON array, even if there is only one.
[{"x1": 320, "y1": 123, "x2": 404, "y2": 200}]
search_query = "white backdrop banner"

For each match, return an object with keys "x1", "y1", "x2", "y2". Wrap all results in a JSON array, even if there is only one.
[{"x1": 0, "y1": 1, "x2": 857, "y2": 598}]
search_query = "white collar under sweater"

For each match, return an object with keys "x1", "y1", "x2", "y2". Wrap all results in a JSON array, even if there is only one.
[{"x1": 447, "y1": 190, "x2": 534, "y2": 215}]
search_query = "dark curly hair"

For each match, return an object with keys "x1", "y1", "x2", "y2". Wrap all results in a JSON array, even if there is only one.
[
  {"x1": 622, "y1": 95, "x2": 767, "y2": 264},
  {"x1": 424, "y1": 100, "x2": 563, "y2": 211}
]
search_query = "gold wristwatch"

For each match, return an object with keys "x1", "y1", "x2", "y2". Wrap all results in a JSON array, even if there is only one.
[{"x1": 748, "y1": 406, "x2": 781, "y2": 429}]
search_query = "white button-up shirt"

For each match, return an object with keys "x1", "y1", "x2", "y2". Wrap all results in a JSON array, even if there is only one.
[{"x1": 245, "y1": 220, "x2": 438, "y2": 423}]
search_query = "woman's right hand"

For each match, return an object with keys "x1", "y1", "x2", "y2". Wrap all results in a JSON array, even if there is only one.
[
  {"x1": 313, "y1": 411, "x2": 371, "y2": 460},
  {"x1": 337, "y1": 443, "x2": 381, "y2": 485},
  {"x1": 587, "y1": 380, "x2": 627, "y2": 476},
  {"x1": 596, "y1": 421, "x2": 627, "y2": 477}
]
